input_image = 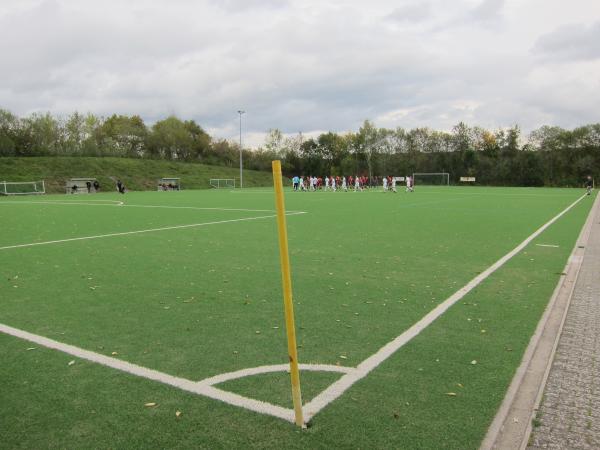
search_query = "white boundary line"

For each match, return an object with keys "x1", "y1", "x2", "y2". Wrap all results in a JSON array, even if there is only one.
[
  {"x1": 0, "y1": 322, "x2": 348, "y2": 423},
  {"x1": 302, "y1": 193, "x2": 588, "y2": 421},
  {"x1": 0, "y1": 200, "x2": 300, "y2": 213},
  {"x1": 0, "y1": 194, "x2": 588, "y2": 425},
  {"x1": 0, "y1": 212, "x2": 306, "y2": 251}
]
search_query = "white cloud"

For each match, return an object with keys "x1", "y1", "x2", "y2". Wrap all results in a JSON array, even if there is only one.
[{"x1": 0, "y1": 0, "x2": 599, "y2": 148}]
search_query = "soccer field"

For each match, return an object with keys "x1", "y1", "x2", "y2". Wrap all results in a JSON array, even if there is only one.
[{"x1": 0, "y1": 186, "x2": 593, "y2": 449}]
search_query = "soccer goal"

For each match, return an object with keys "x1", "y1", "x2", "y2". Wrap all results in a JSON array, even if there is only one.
[
  {"x1": 210, "y1": 179, "x2": 236, "y2": 189},
  {"x1": 412, "y1": 172, "x2": 450, "y2": 186},
  {"x1": 0, "y1": 180, "x2": 46, "y2": 196}
]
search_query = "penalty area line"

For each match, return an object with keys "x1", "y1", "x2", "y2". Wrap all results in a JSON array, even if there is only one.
[{"x1": 0, "y1": 212, "x2": 306, "y2": 251}]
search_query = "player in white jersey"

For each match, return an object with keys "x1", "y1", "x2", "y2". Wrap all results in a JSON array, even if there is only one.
[
  {"x1": 325, "y1": 176, "x2": 330, "y2": 191},
  {"x1": 391, "y1": 177, "x2": 397, "y2": 193},
  {"x1": 342, "y1": 176, "x2": 348, "y2": 191},
  {"x1": 354, "y1": 176, "x2": 361, "y2": 191},
  {"x1": 383, "y1": 177, "x2": 388, "y2": 192},
  {"x1": 331, "y1": 176, "x2": 336, "y2": 191}
]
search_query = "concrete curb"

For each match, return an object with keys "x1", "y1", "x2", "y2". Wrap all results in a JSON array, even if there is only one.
[{"x1": 480, "y1": 192, "x2": 599, "y2": 450}]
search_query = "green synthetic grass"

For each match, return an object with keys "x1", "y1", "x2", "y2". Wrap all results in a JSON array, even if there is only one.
[
  {"x1": 0, "y1": 186, "x2": 594, "y2": 449},
  {"x1": 0, "y1": 156, "x2": 278, "y2": 193}
]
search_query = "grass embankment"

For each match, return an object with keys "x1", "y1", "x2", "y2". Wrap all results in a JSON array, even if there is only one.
[{"x1": 0, "y1": 157, "x2": 276, "y2": 193}]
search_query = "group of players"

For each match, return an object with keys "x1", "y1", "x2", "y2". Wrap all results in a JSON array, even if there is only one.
[{"x1": 291, "y1": 175, "x2": 414, "y2": 192}]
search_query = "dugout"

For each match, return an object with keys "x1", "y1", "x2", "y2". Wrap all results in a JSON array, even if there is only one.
[
  {"x1": 158, "y1": 178, "x2": 181, "y2": 191},
  {"x1": 66, "y1": 178, "x2": 98, "y2": 194}
]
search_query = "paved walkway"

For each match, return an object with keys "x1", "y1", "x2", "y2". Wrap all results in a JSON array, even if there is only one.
[{"x1": 529, "y1": 195, "x2": 600, "y2": 449}]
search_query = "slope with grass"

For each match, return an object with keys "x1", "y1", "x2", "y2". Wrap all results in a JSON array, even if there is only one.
[{"x1": 0, "y1": 156, "x2": 277, "y2": 193}]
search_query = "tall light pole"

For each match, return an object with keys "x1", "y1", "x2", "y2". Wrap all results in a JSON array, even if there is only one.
[{"x1": 237, "y1": 110, "x2": 245, "y2": 189}]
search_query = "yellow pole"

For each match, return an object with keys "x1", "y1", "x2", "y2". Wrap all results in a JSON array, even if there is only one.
[{"x1": 271, "y1": 160, "x2": 304, "y2": 427}]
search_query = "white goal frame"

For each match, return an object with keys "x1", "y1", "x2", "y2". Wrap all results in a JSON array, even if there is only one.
[
  {"x1": 210, "y1": 179, "x2": 236, "y2": 189},
  {"x1": 0, "y1": 180, "x2": 46, "y2": 196},
  {"x1": 412, "y1": 172, "x2": 450, "y2": 186}
]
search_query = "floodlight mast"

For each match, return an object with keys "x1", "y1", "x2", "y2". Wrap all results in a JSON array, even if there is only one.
[{"x1": 237, "y1": 110, "x2": 245, "y2": 189}]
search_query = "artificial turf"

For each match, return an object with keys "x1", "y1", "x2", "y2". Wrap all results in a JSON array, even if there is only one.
[{"x1": 0, "y1": 186, "x2": 593, "y2": 449}]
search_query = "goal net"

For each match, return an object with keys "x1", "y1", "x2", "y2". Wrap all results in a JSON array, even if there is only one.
[
  {"x1": 412, "y1": 173, "x2": 450, "y2": 186},
  {"x1": 1, "y1": 180, "x2": 46, "y2": 195},
  {"x1": 210, "y1": 179, "x2": 236, "y2": 189}
]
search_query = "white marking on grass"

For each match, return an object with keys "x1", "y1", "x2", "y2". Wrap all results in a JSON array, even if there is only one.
[
  {"x1": 0, "y1": 322, "x2": 345, "y2": 424},
  {"x1": 0, "y1": 194, "x2": 587, "y2": 425},
  {"x1": 0, "y1": 200, "x2": 125, "y2": 207},
  {"x1": 302, "y1": 193, "x2": 588, "y2": 421},
  {"x1": 198, "y1": 363, "x2": 352, "y2": 386},
  {"x1": 536, "y1": 244, "x2": 559, "y2": 248},
  {"x1": 0, "y1": 200, "x2": 303, "y2": 213},
  {"x1": 0, "y1": 212, "x2": 306, "y2": 251}
]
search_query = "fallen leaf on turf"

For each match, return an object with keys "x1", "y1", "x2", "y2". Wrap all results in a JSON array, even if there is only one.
[
  {"x1": 481, "y1": 329, "x2": 487, "y2": 333},
  {"x1": 339, "y1": 355, "x2": 347, "y2": 359},
  {"x1": 68, "y1": 360, "x2": 75, "y2": 366},
  {"x1": 446, "y1": 392, "x2": 457, "y2": 396},
  {"x1": 457, "y1": 383, "x2": 464, "y2": 388},
  {"x1": 272, "y1": 326, "x2": 279, "y2": 329},
  {"x1": 144, "y1": 403, "x2": 157, "y2": 407},
  {"x1": 111, "y1": 352, "x2": 118, "y2": 355},
  {"x1": 255, "y1": 331, "x2": 261, "y2": 334},
  {"x1": 26, "y1": 347, "x2": 36, "y2": 351},
  {"x1": 175, "y1": 411, "x2": 182, "y2": 418},
  {"x1": 471, "y1": 360, "x2": 477, "y2": 365}
]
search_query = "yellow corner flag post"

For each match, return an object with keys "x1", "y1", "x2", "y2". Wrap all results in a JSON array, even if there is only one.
[{"x1": 272, "y1": 160, "x2": 305, "y2": 427}]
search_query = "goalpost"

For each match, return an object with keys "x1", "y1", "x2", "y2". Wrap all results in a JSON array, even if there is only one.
[
  {"x1": 412, "y1": 172, "x2": 450, "y2": 186},
  {"x1": 210, "y1": 179, "x2": 236, "y2": 189},
  {"x1": 0, "y1": 180, "x2": 46, "y2": 196}
]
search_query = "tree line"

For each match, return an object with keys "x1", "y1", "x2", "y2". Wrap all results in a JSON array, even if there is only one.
[{"x1": 1, "y1": 108, "x2": 598, "y2": 186}]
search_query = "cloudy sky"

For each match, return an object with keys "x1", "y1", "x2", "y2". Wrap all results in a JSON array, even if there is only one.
[{"x1": 1, "y1": 0, "x2": 599, "y2": 147}]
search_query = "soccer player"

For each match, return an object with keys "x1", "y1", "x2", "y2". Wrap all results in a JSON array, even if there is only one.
[
  {"x1": 292, "y1": 175, "x2": 299, "y2": 191},
  {"x1": 342, "y1": 176, "x2": 348, "y2": 191},
  {"x1": 383, "y1": 176, "x2": 388, "y2": 192},
  {"x1": 331, "y1": 176, "x2": 336, "y2": 191},
  {"x1": 116, "y1": 180, "x2": 125, "y2": 194},
  {"x1": 586, "y1": 175, "x2": 593, "y2": 195},
  {"x1": 391, "y1": 177, "x2": 397, "y2": 193},
  {"x1": 354, "y1": 176, "x2": 361, "y2": 191},
  {"x1": 325, "y1": 176, "x2": 330, "y2": 191}
]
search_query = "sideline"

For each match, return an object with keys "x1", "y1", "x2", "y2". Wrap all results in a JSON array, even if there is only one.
[
  {"x1": 302, "y1": 193, "x2": 588, "y2": 421},
  {"x1": 0, "y1": 212, "x2": 306, "y2": 251},
  {"x1": 480, "y1": 192, "x2": 599, "y2": 450}
]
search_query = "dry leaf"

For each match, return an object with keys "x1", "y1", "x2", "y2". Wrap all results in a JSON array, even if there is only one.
[
  {"x1": 68, "y1": 360, "x2": 75, "y2": 366},
  {"x1": 111, "y1": 351, "x2": 118, "y2": 355},
  {"x1": 144, "y1": 402, "x2": 157, "y2": 407},
  {"x1": 446, "y1": 392, "x2": 457, "y2": 396},
  {"x1": 339, "y1": 355, "x2": 347, "y2": 359},
  {"x1": 471, "y1": 360, "x2": 477, "y2": 365},
  {"x1": 26, "y1": 347, "x2": 36, "y2": 351},
  {"x1": 175, "y1": 410, "x2": 182, "y2": 418}
]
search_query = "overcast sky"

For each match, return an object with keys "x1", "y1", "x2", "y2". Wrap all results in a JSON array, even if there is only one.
[{"x1": 1, "y1": 0, "x2": 599, "y2": 147}]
